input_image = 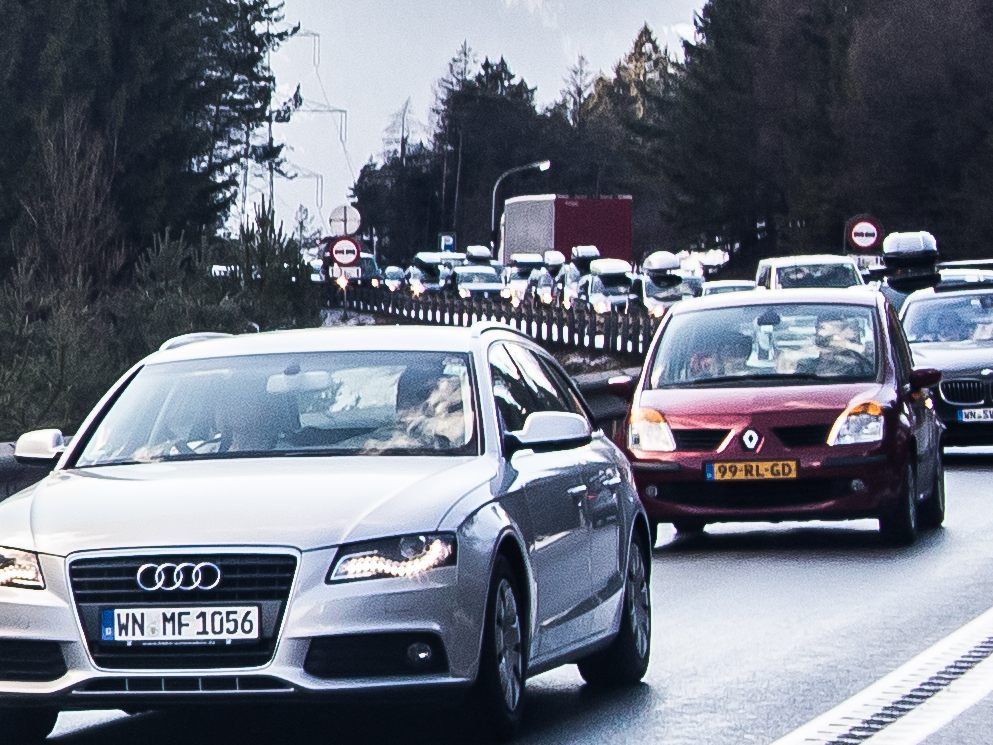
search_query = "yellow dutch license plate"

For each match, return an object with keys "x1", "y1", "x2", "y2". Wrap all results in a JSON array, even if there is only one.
[{"x1": 705, "y1": 460, "x2": 798, "y2": 481}]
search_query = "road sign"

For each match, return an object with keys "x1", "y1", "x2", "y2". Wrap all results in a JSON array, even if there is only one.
[
  {"x1": 439, "y1": 232, "x2": 457, "y2": 252},
  {"x1": 329, "y1": 205, "x2": 361, "y2": 236},
  {"x1": 845, "y1": 215, "x2": 883, "y2": 253},
  {"x1": 330, "y1": 236, "x2": 360, "y2": 266}
]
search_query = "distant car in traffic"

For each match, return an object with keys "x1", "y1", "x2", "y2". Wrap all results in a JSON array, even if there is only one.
[
  {"x1": 625, "y1": 289, "x2": 944, "y2": 545},
  {"x1": 2, "y1": 323, "x2": 651, "y2": 741},
  {"x1": 755, "y1": 255, "x2": 864, "y2": 290},
  {"x1": 900, "y1": 281, "x2": 993, "y2": 446},
  {"x1": 448, "y1": 265, "x2": 504, "y2": 299},
  {"x1": 502, "y1": 254, "x2": 544, "y2": 304},
  {"x1": 578, "y1": 258, "x2": 634, "y2": 314},
  {"x1": 701, "y1": 279, "x2": 756, "y2": 296}
]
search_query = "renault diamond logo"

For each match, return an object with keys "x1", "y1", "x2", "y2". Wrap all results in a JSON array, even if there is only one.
[
  {"x1": 136, "y1": 562, "x2": 222, "y2": 591},
  {"x1": 741, "y1": 429, "x2": 761, "y2": 451}
]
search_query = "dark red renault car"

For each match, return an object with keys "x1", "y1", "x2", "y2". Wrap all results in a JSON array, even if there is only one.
[{"x1": 625, "y1": 289, "x2": 944, "y2": 544}]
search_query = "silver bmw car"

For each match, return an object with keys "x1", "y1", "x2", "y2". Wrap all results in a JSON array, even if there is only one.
[{"x1": 0, "y1": 323, "x2": 651, "y2": 741}]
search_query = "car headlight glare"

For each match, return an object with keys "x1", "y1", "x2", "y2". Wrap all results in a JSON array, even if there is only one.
[
  {"x1": 594, "y1": 300, "x2": 611, "y2": 315},
  {"x1": 828, "y1": 401, "x2": 885, "y2": 446},
  {"x1": 628, "y1": 408, "x2": 676, "y2": 452},
  {"x1": 327, "y1": 534, "x2": 456, "y2": 583},
  {"x1": 458, "y1": 288, "x2": 471, "y2": 299},
  {"x1": 0, "y1": 547, "x2": 45, "y2": 589}
]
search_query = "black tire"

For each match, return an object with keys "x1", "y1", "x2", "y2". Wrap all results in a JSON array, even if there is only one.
[
  {"x1": 0, "y1": 708, "x2": 58, "y2": 743},
  {"x1": 673, "y1": 519, "x2": 706, "y2": 535},
  {"x1": 880, "y1": 463, "x2": 918, "y2": 545},
  {"x1": 919, "y1": 453, "x2": 946, "y2": 530},
  {"x1": 577, "y1": 531, "x2": 651, "y2": 687},
  {"x1": 473, "y1": 555, "x2": 526, "y2": 741}
]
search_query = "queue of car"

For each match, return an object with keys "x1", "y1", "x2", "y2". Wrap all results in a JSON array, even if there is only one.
[{"x1": 364, "y1": 244, "x2": 709, "y2": 316}]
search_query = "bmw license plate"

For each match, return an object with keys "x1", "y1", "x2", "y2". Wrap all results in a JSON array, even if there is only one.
[
  {"x1": 101, "y1": 606, "x2": 259, "y2": 643},
  {"x1": 957, "y1": 408, "x2": 993, "y2": 422},
  {"x1": 706, "y1": 460, "x2": 798, "y2": 481}
]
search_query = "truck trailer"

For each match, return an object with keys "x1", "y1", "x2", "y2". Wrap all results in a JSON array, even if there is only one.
[{"x1": 499, "y1": 194, "x2": 633, "y2": 265}]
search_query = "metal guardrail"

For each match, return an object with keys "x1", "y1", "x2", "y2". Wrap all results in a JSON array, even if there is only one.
[{"x1": 343, "y1": 287, "x2": 661, "y2": 357}]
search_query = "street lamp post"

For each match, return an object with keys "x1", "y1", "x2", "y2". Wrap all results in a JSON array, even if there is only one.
[{"x1": 490, "y1": 159, "x2": 551, "y2": 251}]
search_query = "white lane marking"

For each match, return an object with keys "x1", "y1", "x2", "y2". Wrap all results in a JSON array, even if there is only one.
[{"x1": 771, "y1": 603, "x2": 993, "y2": 744}]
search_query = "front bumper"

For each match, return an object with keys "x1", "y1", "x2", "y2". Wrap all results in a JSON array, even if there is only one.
[
  {"x1": 630, "y1": 444, "x2": 899, "y2": 524},
  {"x1": 0, "y1": 546, "x2": 486, "y2": 709}
]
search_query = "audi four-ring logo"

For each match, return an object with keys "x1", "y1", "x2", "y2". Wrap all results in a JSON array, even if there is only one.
[{"x1": 136, "y1": 562, "x2": 222, "y2": 591}]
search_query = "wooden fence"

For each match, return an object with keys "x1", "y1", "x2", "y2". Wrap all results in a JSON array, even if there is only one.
[{"x1": 344, "y1": 288, "x2": 661, "y2": 356}]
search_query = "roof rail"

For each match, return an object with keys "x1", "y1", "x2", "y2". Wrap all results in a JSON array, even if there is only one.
[{"x1": 469, "y1": 321, "x2": 534, "y2": 341}]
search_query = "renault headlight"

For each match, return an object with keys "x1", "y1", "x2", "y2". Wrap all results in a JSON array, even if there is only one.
[
  {"x1": 0, "y1": 547, "x2": 45, "y2": 589},
  {"x1": 628, "y1": 408, "x2": 676, "y2": 452},
  {"x1": 327, "y1": 534, "x2": 456, "y2": 583},
  {"x1": 828, "y1": 401, "x2": 885, "y2": 446}
]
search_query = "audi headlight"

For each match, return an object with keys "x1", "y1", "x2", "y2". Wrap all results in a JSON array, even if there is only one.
[
  {"x1": 828, "y1": 401, "x2": 885, "y2": 446},
  {"x1": 628, "y1": 408, "x2": 676, "y2": 452},
  {"x1": 0, "y1": 547, "x2": 45, "y2": 589},
  {"x1": 327, "y1": 534, "x2": 456, "y2": 583}
]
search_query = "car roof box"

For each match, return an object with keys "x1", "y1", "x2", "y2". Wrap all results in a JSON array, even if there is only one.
[{"x1": 882, "y1": 231, "x2": 938, "y2": 269}]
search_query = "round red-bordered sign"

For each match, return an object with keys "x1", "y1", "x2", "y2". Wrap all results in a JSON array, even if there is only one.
[
  {"x1": 329, "y1": 237, "x2": 360, "y2": 266},
  {"x1": 845, "y1": 215, "x2": 883, "y2": 253}
]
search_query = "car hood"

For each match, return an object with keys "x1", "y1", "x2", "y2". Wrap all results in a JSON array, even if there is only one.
[
  {"x1": 0, "y1": 457, "x2": 492, "y2": 557},
  {"x1": 637, "y1": 381, "x2": 886, "y2": 427},
  {"x1": 910, "y1": 341, "x2": 993, "y2": 376}
]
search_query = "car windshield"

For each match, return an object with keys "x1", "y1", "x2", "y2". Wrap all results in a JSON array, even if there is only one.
[
  {"x1": 592, "y1": 274, "x2": 632, "y2": 296},
  {"x1": 75, "y1": 351, "x2": 478, "y2": 466},
  {"x1": 776, "y1": 263, "x2": 861, "y2": 288},
  {"x1": 646, "y1": 275, "x2": 700, "y2": 300},
  {"x1": 903, "y1": 294, "x2": 993, "y2": 343},
  {"x1": 649, "y1": 303, "x2": 879, "y2": 387},
  {"x1": 456, "y1": 269, "x2": 499, "y2": 283}
]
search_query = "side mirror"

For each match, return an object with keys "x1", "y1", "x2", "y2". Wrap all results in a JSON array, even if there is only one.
[
  {"x1": 14, "y1": 429, "x2": 66, "y2": 465},
  {"x1": 606, "y1": 374, "x2": 637, "y2": 400},
  {"x1": 505, "y1": 412, "x2": 592, "y2": 455},
  {"x1": 909, "y1": 368, "x2": 941, "y2": 391}
]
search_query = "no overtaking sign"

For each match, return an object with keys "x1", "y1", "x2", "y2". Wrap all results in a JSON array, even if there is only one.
[
  {"x1": 845, "y1": 215, "x2": 883, "y2": 253},
  {"x1": 330, "y1": 237, "x2": 360, "y2": 266}
]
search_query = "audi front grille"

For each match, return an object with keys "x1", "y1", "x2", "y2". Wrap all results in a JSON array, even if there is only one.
[
  {"x1": 940, "y1": 379, "x2": 987, "y2": 405},
  {"x1": 68, "y1": 553, "x2": 297, "y2": 670}
]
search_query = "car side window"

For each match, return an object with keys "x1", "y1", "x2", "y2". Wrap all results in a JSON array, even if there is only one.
[
  {"x1": 504, "y1": 344, "x2": 577, "y2": 417},
  {"x1": 888, "y1": 307, "x2": 914, "y2": 383},
  {"x1": 489, "y1": 343, "x2": 537, "y2": 433},
  {"x1": 756, "y1": 265, "x2": 771, "y2": 288},
  {"x1": 534, "y1": 354, "x2": 594, "y2": 424}
]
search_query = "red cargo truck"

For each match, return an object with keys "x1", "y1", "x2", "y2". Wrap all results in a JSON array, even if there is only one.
[{"x1": 499, "y1": 194, "x2": 633, "y2": 265}]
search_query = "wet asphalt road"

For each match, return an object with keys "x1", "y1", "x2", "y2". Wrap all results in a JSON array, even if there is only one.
[{"x1": 49, "y1": 449, "x2": 993, "y2": 744}]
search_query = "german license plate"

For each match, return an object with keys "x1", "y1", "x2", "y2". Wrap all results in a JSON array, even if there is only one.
[
  {"x1": 957, "y1": 408, "x2": 993, "y2": 422},
  {"x1": 101, "y1": 606, "x2": 259, "y2": 643},
  {"x1": 705, "y1": 460, "x2": 798, "y2": 481}
]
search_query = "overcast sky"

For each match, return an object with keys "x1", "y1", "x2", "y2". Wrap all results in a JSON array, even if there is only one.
[{"x1": 255, "y1": 0, "x2": 704, "y2": 235}]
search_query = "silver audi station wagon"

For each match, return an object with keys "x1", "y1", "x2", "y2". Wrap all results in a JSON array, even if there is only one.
[{"x1": 0, "y1": 323, "x2": 651, "y2": 741}]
